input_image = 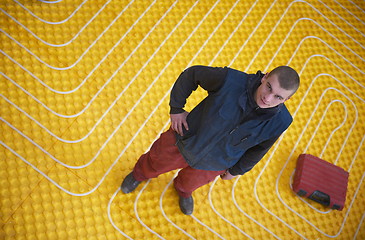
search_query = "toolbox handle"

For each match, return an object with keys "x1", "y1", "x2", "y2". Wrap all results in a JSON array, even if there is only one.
[{"x1": 309, "y1": 190, "x2": 330, "y2": 206}]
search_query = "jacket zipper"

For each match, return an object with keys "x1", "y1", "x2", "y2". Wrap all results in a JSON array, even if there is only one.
[
  {"x1": 229, "y1": 106, "x2": 259, "y2": 134},
  {"x1": 230, "y1": 106, "x2": 259, "y2": 145},
  {"x1": 233, "y1": 136, "x2": 250, "y2": 146}
]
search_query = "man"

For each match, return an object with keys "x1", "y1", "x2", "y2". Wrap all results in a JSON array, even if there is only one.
[{"x1": 121, "y1": 65, "x2": 300, "y2": 215}]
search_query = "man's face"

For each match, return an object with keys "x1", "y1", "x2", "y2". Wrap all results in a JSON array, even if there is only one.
[{"x1": 254, "y1": 73, "x2": 294, "y2": 108}]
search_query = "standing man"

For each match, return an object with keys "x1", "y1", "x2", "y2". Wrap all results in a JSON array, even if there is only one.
[{"x1": 121, "y1": 65, "x2": 300, "y2": 215}]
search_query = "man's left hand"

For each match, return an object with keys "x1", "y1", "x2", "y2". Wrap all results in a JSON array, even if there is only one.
[{"x1": 220, "y1": 170, "x2": 236, "y2": 180}]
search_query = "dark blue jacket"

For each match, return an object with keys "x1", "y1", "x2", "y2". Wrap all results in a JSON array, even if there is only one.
[{"x1": 170, "y1": 66, "x2": 292, "y2": 175}]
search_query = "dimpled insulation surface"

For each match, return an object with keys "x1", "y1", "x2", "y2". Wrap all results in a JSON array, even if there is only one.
[{"x1": 1, "y1": 0, "x2": 365, "y2": 239}]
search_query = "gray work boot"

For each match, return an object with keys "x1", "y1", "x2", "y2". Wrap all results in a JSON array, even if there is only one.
[
  {"x1": 121, "y1": 172, "x2": 141, "y2": 194},
  {"x1": 179, "y1": 196, "x2": 194, "y2": 215}
]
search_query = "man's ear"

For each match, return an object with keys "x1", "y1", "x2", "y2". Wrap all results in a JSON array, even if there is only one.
[{"x1": 261, "y1": 72, "x2": 269, "y2": 83}]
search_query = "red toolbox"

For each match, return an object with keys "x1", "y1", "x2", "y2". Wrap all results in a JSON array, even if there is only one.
[{"x1": 292, "y1": 154, "x2": 349, "y2": 210}]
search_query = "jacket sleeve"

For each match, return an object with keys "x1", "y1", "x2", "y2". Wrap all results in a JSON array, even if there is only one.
[
  {"x1": 169, "y1": 65, "x2": 228, "y2": 114},
  {"x1": 228, "y1": 135, "x2": 280, "y2": 176}
]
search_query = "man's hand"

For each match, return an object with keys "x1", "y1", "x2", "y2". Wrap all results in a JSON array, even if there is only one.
[
  {"x1": 170, "y1": 111, "x2": 189, "y2": 136},
  {"x1": 220, "y1": 170, "x2": 236, "y2": 180}
]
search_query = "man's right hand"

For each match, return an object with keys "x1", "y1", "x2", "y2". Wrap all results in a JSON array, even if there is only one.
[{"x1": 170, "y1": 111, "x2": 189, "y2": 136}]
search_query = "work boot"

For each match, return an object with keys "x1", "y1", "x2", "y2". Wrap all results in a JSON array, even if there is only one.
[
  {"x1": 179, "y1": 196, "x2": 194, "y2": 215},
  {"x1": 121, "y1": 172, "x2": 141, "y2": 194}
]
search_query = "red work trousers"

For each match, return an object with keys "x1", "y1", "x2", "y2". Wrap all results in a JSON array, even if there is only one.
[{"x1": 132, "y1": 128, "x2": 225, "y2": 198}]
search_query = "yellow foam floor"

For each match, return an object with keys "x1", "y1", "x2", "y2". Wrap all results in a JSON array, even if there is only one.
[{"x1": 1, "y1": 0, "x2": 365, "y2": 239}]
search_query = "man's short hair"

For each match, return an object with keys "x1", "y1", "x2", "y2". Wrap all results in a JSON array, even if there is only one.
[{"x1": 269, "y1": 66, "x2": 300, "y2": 95}]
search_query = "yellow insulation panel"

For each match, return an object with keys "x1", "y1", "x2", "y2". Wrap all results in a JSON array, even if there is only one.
[{"x1": 1, "y1": 0, "x2": 364, "y2": 239}]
